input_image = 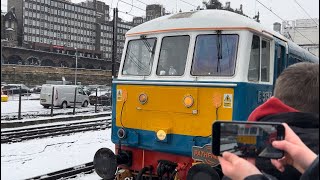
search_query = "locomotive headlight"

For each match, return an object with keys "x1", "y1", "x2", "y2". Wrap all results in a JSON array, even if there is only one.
[
  {"x1": 183, "y1": 95, "x2": 194, "y2": 108},
  {"x1": 117, "y1": 128, "x2": 127, "y2": 139},
  {"x1": 138, "y1": 93, "x2": 148, "y2": 105},
  {"x1": 156, "y1": 130, "x2": 167, "y2": 141}
]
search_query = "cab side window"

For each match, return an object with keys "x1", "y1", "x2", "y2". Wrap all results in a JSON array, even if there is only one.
[
  {"x1": 261, "y1": 40, "x2": 270, "y2": 82},
  {"x1": 248, "y1": 35, "x2": 271, "y2": 83},
  {"x1": 248, "y1": 35, "x2": 260, "y2": 81}
]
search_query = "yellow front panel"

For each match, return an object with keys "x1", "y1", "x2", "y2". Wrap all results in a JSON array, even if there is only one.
[
  {"x1": 237, "y1": 136, "x2": 257, "y2": 144},
  {"x1": 116, "y1": 85, "x2": 234, "y2": 136}
]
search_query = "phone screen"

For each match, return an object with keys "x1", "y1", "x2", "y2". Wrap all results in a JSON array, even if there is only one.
[{"x1": 212, "y1": 121, "x2": 285, "y2": 159}]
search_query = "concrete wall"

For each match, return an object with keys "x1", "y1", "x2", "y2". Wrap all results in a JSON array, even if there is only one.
[{"x1": 1, "y1": 65, "x2": 112, "y2": 86}]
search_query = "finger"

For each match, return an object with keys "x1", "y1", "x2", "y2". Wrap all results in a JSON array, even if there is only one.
[
  {"x1": 271, "y1": 159, "x2": 285, "y2": 172},
  {"x1": 222, "y1": 152, "x2": 241, "y2": 165},
  {"x1": 272, "y1": 140, "x2": 297, "y2": 154},
  {"x1": 218, "y1": 156, "x2": 233, "y2": 175},
  {"x1": 282, "y1": 123, "x2": 301, "y2": 143}
]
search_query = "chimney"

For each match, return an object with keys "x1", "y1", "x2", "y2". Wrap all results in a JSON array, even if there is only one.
[
  {"x1": 273, "y1": 22, "x2": 281, "y2": 33},
  {"x1": 225, "y1": 2, "x2": 231, "y2": 9}
]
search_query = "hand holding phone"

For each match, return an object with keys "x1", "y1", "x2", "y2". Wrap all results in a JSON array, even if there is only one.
[{"x1": 212, "y1": 121, "x2": 285, "y2": 159}]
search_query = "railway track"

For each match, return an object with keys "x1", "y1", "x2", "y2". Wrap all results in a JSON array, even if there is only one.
[
  {"x1": 25, "y1": 162, "x2": 95, "y2": 180},
  {"x1": 1, "y1": 117, "x2": 111, "y2": 143}
]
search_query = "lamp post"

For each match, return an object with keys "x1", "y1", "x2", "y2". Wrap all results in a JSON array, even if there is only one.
[
  {"x1": 13, "y1": 66, "x2": 16, "y2": 83},
  {"x1": 75, "y1": 47, "x2": 78, "y2": 85}
]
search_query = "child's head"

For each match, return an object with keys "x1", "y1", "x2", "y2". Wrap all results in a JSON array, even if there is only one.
[{"x1": 274, "y1": 62, "x2": 319, "y2": 113}]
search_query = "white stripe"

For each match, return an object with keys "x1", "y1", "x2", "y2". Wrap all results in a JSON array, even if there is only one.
[{"x1": 113, "y1": 80, "x2": 238, "y2": 87}]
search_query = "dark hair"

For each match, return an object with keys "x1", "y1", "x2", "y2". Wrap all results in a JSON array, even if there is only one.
[{"x1": 274, "y1": 62, "x2": 319, "y2": 113}]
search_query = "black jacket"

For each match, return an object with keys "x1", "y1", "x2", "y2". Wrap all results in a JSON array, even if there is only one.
[
  {"x1": 255, "y1": 112, "x2": 319, "y2": 180},
  {"x1": 245, "y1": 156, "x2": 319, "y2": 180}
]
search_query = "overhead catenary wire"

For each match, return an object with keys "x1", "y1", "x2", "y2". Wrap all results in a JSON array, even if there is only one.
[
  {"x1": 293, "y1": 0, "x2": 319, "y2": 26},
  {"x1": 255, "y1": 0, "x2": 317, "y2": 45},
  {"x1": 118, "y1": 0, "x2": 146, "y2": 12}
]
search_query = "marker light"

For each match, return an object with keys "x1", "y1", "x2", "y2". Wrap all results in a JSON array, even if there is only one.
[
  {"x1": 183, "y1": 95, "x2": 194, "y2": 108},
  {"x1": 117, "y1": 128, "x2": 126, "y2": 139},
  {"x1": 138, "y1": 93, "x2": 148, "y2": 105},
  {"x1": 156, "y1": 130, "x2": 167, "y2": 141}
]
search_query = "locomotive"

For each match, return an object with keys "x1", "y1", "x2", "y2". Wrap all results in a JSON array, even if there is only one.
[{"x1": 93, "y1": 10, "x2": 318, "y2": 180}]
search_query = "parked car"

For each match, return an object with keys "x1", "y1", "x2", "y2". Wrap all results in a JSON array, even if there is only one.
[
  {"x1": 40, "y1": 84, "x2": 89, "y2": 109},
  {"x1": 89, "y1": 90, "x2": 111, "y2": 106},
  {"x1": 2, "y1": 84, "x2": 31, "y2": 95},
  {"x1": 30, "y1": 85, "x2": 42, "y2": 93}
]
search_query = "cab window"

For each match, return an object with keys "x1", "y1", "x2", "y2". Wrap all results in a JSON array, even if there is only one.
[
  {"x1": 248, "y1": 35, "x2": 260, "y2": 81},
  {"x1": 156, "y1": 36, "x2": 190, "y2": 76},
  {"x1": 191, "y1": 34, "x2": 238, "y2": 76},
  {"x1": 248, "y1": 35, "x2": 271, "y2": 82},
  {"x1": 122, "y1": 38, "x2": 157, "y2": 76},
  {"x1": 261, "y1": 40, "x2": 270, "y2": 82}
]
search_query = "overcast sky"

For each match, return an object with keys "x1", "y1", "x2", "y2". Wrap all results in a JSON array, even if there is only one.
[{"x1": 2, "y1": 0, "x2": 319, "y2": 29}]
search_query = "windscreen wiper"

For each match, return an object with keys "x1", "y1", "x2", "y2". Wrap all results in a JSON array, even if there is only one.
[{"x1": 216, "y1": 30, "x2": 223, "y2": 72}]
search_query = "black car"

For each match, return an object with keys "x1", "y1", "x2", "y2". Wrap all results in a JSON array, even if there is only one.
[
  {"x1": 30, "y1": 86, "x2": 42, "y2": 93},
  {"x1": 2, "y1": 84, "x2": 31, "y2": 95},
  {"x1": 89, "y1": 90, "x2": 111, "y2": 106}
]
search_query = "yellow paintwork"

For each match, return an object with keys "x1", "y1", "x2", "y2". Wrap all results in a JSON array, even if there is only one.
[
  {"x1": 1, "y1": 95, "x2": 8, "y2": 102},
  {"x1": 237, "y1": 136, "x2": 257, "y2": 144},
  {"x1": 116, "y1": 85, "x2": 234, "y2": 137}
]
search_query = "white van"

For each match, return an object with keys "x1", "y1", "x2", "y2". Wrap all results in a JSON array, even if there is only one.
[{"x1": 40, "y1": 85, "x2": 89, "y2": 109}]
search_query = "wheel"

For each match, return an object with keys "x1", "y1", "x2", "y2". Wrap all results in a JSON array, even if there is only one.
[
  {"x1": 82, "y1": 100, "x2": 88, "y2": 107},
  {"x1": 90, "y1": 102, "x2": 94, "y2": 105},
  {"x1": 187, "y1": 164, "x2": 220, "y2": 180},
  {"x1": 43, "y1": 105, "x2": 50, "y2": 109},
  {"x1": 61, "y1": 101, "x2": 67, "y2": 109}
]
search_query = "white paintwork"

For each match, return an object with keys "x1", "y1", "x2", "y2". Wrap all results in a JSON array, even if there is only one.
[
  {"x1": 127, "y1": 10, "x2": 287, "y2": 40},
  {"x1": 118, "y1": 10, "x2": 277, "y2": 85}
]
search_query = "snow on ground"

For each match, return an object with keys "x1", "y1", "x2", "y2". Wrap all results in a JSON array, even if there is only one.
[
  {"x1": 1, "y1": 97, "x2": 106, "y2": 119},
  {"x1": 1, "y1": 129, "x2": 114, "y2": 180},
  {"x1": 73, "y1": 172, "x2": 102, "y2": 180},
  {"x1": 1, "y1": 99, "x2": 43, "y2": 114}
]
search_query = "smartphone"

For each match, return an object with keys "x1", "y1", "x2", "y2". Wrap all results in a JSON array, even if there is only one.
[{"x1": 212, "y1": 121, "x2": 285, "y2": 159}]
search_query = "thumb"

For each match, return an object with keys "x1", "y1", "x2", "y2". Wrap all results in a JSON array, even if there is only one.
[{"x1": 222, "y1": 152, "x2": 241, "y2": 165}]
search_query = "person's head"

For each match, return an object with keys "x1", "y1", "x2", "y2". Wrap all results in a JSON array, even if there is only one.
[{"x1": 274, "y1": 62, "x2": 319, "y2": 113}]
